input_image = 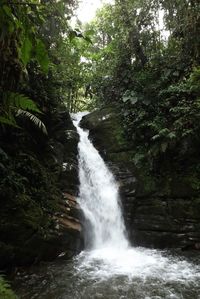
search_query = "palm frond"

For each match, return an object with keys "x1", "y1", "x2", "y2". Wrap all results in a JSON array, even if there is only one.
[
  {"x1": 0, "y1": 92, "x2": 47, "y2": 134},
  {"x1": 16, "y1": 109, "x2": 48, "y2": 135}
]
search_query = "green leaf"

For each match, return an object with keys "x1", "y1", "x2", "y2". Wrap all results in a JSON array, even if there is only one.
[
  {"x1": 0, "y1": 116, "x2": 18, "y2": 127},
  {"x1": 0, "y1": 275, "x2": 18, "y2": 298},
  {"x1": 167, "y1": 132, "x2": 176, "y2": 139},
  {"x1": 173, "y1": 71, "x2": 179, "y2": 77},
  {"x1": 21, "y1": 37, "x2": 33, "y2": 65},
  {"x1": 158, "y1": 128, "x2": 170, "y2": 136},
  {"x1": 35, "y1": 39, "x2": 49, "y2": 73},
  {"x1": 142, "y1": 99, "x2": 151, "y2": 105},
  {"x1": 69, "y1": 30, "x2": 77, "y2": 41},
  {"x1": 16, "y1": 110, "x2": 48, "y2": 135},
  {"x1": 161, "y1": 142, "x2": 168, "y2": 153},
  {"x1": 122, "y1": 95, "x2": 138, "y2": 104},
  {"x1": 122, "y1": 96, "x2": 130, "y2": 103},
  {"x1": 4, "y1": 92, "x2": 41, "y2": 114},
  {"x1": 152, "y1": 134, "x2": 160, "y2": 141},
  {"x1": 84, "y1": 36, "x2": 93, "y2": 44},
  {"x1": 8, "y1": 21, "x2": 15, "y2": 34},
  {"x1": 122, "y1": 90, "x2": 138, "y2": 104},
  {"x1": 130, "y1": 97, "x2": 138, "y2": 105},
  {"x1": 133, "y1": 153, "x2": 145, "y2": 165},
  {"x1": 2, "y1": 5, "x2": 12, "y2": 18}
]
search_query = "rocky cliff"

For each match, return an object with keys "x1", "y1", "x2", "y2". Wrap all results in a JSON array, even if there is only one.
[
  {"x1": 81, "y1": 105, "x2": 200, "y2": 250},
  {"x1": 0, "y1": 109, "x2": 83, "y2": 270}
]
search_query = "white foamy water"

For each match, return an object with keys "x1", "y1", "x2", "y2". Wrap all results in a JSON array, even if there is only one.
[
  {"x1": 73, "y1": 112, "x2": 128, "y2": 250},
  {"x1": 14, "y1": 113, "x2": 200, "y2": 299},
  {"x1": 72, "y1": 112, "x2": 200, "y2": 291}
]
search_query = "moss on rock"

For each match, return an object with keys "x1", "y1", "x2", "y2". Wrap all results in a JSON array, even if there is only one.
[
  {"x1": 81, "y1": 105, "x2": 200, "y2": 249},
  {"x1": 0, "y1": 108, "x2": 82, "y2": 270}
]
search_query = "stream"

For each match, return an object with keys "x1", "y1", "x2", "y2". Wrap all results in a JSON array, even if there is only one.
[{"x1": 14, "y1": 113, "x2": 200, "y2": 299}]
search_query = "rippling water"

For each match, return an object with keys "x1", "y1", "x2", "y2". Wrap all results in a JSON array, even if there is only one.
[
  {"x1": 13, "y1": 113, "x2": 200, "y2": 298},
  {"x1": 14, "y1": 248, "x2": 200, "y2": 299}
]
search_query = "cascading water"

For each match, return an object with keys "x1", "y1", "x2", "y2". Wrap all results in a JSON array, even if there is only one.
[
  {"x1": 72, "y1": 112, "x2": 200, "y2": 292},
  {"x1": 14, "y1": 112, "x2": 200, "y2": 299},
  {"x1": 73, "y1": 112, "x2": 128, "y2": 250}
]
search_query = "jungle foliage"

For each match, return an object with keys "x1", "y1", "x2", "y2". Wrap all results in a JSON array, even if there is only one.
[
  {"x1": 0, "y1": 0, "x2": 93, "y2": 129},
  {"x1": 78, "y1": 0, "x2": 200, "y2": 171},
  {"x1": 0, "y1": 0, "x2": 200, "y2": 281},
  {"x1": 0, "y1": 0, "x2": 84, "y2": 279},
  {"x1": 0, "y1": 276, "x2": 18, "y2": 299}
]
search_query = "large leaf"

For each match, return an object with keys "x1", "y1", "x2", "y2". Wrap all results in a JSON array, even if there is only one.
[
  {"x1": 167, "y1": 132, "x2": 176, "y2": 139},
  {"x1": 69, "y1": 29, "x2": 93, "y2": 44},
  {"x1": 35, "y1": 39, "x2": 49, "y2": 73},
  {"x1": 2, "y1": 5, "x2": 12, "y2": 18},
  {"x1": 122, "y1": 90, "x2": 138, "y2": 104},
  {"x1": 151, "y1": 134, "x2": 160, "y2": 141},
  {"x1": 16, "y1": 109, "x2": 48, "y2": 135},
  {"x1": 21, "y1": 37, "x2": 33, "y2": 65},
  {"x1": 161, "y1": 142, "x2": 168, "y2": 153}
]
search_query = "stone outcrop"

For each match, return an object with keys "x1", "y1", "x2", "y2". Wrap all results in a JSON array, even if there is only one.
[
  {"x1": 49, "y1": 110, "x2": 84, "y2": 257},
  {"x1": 30, "y1": 110, "x2": 84, "y2": 262},
  {"x1": 0, "y1": 109, "x2": 83, "y2": 270},
  {"x1": 81, "y1": 105, "x2": 200, "y2": 249},
  {"x1": 53, "y1": 192, "x2": 83, "y2": 259}
]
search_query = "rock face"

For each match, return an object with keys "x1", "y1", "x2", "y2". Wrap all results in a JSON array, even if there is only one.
[
  {"x1": 81, "y1": 106, "x2": 200, "y2": 249},
  {"x1": 49, "y1": 110, "x2": 80, "y2": 195},
  {"x1": 0, "y1": 109, "x2": 83, "y2": 270},
  {"x1": 30, "y1": 110, "x2": 84, "y2": 262},
  {"x1": 53, "y1": 192, "x2": 83, "y2": 260}
]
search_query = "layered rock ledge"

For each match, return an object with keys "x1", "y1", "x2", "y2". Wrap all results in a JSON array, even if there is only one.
[{"x1": 81, "y1": 106, "x2": 200, "y2": 249}]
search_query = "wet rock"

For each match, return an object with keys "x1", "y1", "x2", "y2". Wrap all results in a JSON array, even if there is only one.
[
  {"x1": 182, "y1": 242, "x2": 200, "y2": 251},
  {"x1": 81, "y1": 106, "x2": 200, "y2": 249},
  {"x1": 0, "y1": 109, "x2": 83, "y2": 270}
]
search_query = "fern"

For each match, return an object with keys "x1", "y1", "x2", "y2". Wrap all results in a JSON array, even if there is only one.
[
  {"x1": 0, "y1": 92, "x2": 47, "y2": 135},
  {"x1": 0, "y1": 276, "x2": 18, "y2": 299},
  {"x1": 16, "y1": 109, "x2": 48, "y2": 135},
  {"x1": 4, "y1": 92, "x2": 41, "y2": 114},
  {"x1": 0, "y1": 116, "x2": 19, "y2": 127}
]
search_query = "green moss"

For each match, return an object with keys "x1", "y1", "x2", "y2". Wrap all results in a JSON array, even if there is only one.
[
  {"x1": 186, "y1": 175, "x2": 200, "y2": 191},
  {"x1": 0, "y1": 148, "x2": 61, "y2": 268},
  {"x1": 143, "y1": 176, "x2": 157, "y2": 194},
  {"x1": 135, "y1": 170, "x2": 157, "y2": 196},
  {"x1": 0, "y1": 276, "x2": 18, "y2": 299},
  {"x1": 108, "y1": 150, "x2": 135, "y2": 162}
]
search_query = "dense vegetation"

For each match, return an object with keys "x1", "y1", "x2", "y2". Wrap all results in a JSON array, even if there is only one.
[
  {"x1": 0, "y1": 276, "x2": 18, "y2": 299},
  {"x1": 0, "y1": 0, "x2": 200, "y2": 295},
  {"x1": 0, "y1": 0, "x2": 84, "y2": 294},
  {"x1": 78, "y1": 0, "x2": 200, "y2": 180}
]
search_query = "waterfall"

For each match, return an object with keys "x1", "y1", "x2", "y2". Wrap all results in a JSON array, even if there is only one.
[
  {"x1": 72, "y1": 112, "x2": 128, "y2": 250},
  {"x1": 14, "y1": 112, "x2": 200, "y2": 299},
  {"x1": 13, "y1": 113, "x2": 200, "y2": 299},
  {"x1": 71, "y1": 112, "x2": 200, "y2": 286}
]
